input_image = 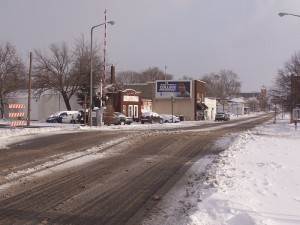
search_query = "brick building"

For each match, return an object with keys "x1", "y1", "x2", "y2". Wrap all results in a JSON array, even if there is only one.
[{"x1": 124, "y1": 80, "x2": 206, "y2": 121}]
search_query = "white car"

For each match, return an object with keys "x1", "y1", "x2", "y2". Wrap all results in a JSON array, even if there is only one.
[
  {"x1": 46, "y1": 111, "x2": 78, "y2": 123},
  {"x1": 161, "y1": 114, "x2": 180, "y2": 123},
  {"x1": 61, "y1": 111, "x2": 80, "y2": 124}
]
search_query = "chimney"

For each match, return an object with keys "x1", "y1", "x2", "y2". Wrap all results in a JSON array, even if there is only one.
[{"x1": 111, "y1": 64, "x2": 116, "y2": 84}]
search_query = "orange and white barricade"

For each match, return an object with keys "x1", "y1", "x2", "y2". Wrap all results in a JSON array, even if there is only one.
[{"x1": 8, "y1": 104, "x2": 26, "y2": 127}]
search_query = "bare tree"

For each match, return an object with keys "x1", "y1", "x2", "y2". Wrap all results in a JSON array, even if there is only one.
[
  {"x1": 219, "y1": 70, "x2": 241, "y2": 97},
  {"x1": 140, "y1": 67, "x2": 172, "y2": 82},
  {"x1": 116, "y1": 71, "x2": 140, "y2": 89},
  {"x1": 116, "y1": 67, "x2": 173, "y2": 89},
  {"x1": 269, "y1": 51, "x2": 300, "y2": 114},
  {"x1": 269, "y1": 69, "x2": 293, "y2": 113},
  {"x1": 0, "y1": 42, "x2": 25, "y2": 118},
  {"x1": 72, "y1": 35, "x2": 91, "y2": 85},
  {"x1": 180, "y1": 75, "x2": 194, "y2": 80},
  {"x1": 72, "y1": 35, "x2": 103, "y2": 108},
  {"x1": 201, "y1": 70, "x2": 241, "y2": 98},
  {"x1": 33, "y1": 42, "x2": 77, "y2": 110},
  {"x1": 33, "y1": 38, "x2": 103, "y2": 110},
  {"x1": 284, "y1": 51, "x2": 300, "y2": 76}
]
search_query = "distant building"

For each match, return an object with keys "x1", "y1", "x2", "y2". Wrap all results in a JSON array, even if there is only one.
[
  {"x1": 216, "y1": 98, "x2": 245, "y2": 115},
  {"x1": 124, "y1": 80, "x2": 207, "y2": 121},
  {"x1": 204, "y1": 97, "x2": 217, "y2": 120},
  {"x1": 291, "y1": 75, "x2": 300, "y2": 108},
  {"x1": 239, "y1": 87, "x2": 269, "y2": 113}
]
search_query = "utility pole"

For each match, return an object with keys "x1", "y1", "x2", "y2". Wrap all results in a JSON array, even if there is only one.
[
  {"x1": 27, "y1": 52, "x2": 32, "y2": 126},
  {"x1": 104, "y1": 9, "x2": 107, "y2": 81}
]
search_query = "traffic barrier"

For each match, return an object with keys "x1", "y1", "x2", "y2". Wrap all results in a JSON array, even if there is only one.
[
  {"x1": 9, "y1": 113, "x2": 25, "y2": 118},
  {"x1": 9, "y1": 104, "x2": 26, "y2": 109},
  {"x1": 9, "y1": 121, "x2": 26, "y2": 126},
  {"x1": 8, "y1": 103, "x2": 26, "y2": 127}
]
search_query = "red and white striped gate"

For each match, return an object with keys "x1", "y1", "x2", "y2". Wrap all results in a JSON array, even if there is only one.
[{"x1": 8, "y1": 104, "x2": 26, "y2": 127}]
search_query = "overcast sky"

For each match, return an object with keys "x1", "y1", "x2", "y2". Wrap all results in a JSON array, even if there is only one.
[{"x1": 1, "y1": 0, "x2": 300, "y2": 92}]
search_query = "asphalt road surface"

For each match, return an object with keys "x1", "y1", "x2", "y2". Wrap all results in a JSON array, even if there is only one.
[{"x1": 0, "y1": 114, "x2": 273, "y2": 225}]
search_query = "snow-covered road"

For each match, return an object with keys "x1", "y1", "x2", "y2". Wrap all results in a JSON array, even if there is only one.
[{"x1": 1, "y1": 113, "x2": 299, "y2": 225}]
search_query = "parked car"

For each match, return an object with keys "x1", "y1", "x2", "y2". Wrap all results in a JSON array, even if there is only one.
[
  {"x1": 124, "y1": 116, "x2": 133, "y2": 125},
  {"x1": 215, "y1": 112, "x2": 230, "y2": 121},
  {"x1": 61, "y1": 111, "x2": 80, "y2": 124},
  {"x1": 161, "y1": 114, "x2": 180, "y2": 123},
  {"x1": 141, "y1": 112, "x2": 164, "y2": 124},
  {"x1": 114, "y1": 112, "x2": 132, "y2": 125},
  {"x1": 46, "y1": 111, "x2": 78, "y2": 123}
]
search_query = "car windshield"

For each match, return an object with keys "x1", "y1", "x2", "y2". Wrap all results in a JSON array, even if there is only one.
[{"x1": 51, "y1": 112, "x2": 63, "y2": 116}]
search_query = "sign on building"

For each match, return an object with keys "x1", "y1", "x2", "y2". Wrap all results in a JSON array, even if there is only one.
[
  {"x1": 156, "y1": 80, "x2": 192, "y2": 99},
  {"x1": 123, "y1": 95, "x2": 139, "y2": 102}
]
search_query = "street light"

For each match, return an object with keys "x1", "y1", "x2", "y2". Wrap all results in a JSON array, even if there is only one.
[
  {"x1": 279, "y1": 12, "x2": 300, "y2": 18},
  {"x1": 89, "y1": 21, "x2": 115, "y2": 126}
]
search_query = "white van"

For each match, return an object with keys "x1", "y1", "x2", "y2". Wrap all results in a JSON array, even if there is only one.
[
  {"x1": 61, "y1": 111, "x2": 80, "y2": 124},
  {"x1": 46, "y1": 111, "x2": 79, "y2": 123}
]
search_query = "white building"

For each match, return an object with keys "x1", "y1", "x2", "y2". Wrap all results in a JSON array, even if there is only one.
[
  {"x1": 204, "y1": 97, "x2": 217, "y2": 120},
  {"x1": 216, "y1": 97, "x2": 245, "y2": 116},
  {"x1": 3, "y1": 91, "x2": 81, "y2": 121}
]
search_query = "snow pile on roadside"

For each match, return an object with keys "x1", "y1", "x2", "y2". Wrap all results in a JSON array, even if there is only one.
[
  {"x1": 144, "y1": 116, "x2": 300, "y2": 225},
  {"x1": 0, "y1": 126, "x2": 80, "y2": 149},
  {"x1": 190, "y1": 118, "x2": 300, "y2": 225},
  {"x1": 0, "y1": 127, "x2": 68, "y2": 138}
]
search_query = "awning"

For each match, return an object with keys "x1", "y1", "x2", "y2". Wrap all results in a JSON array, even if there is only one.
[{"x1": 197, "y1": 102, "x2": 208, "y2": 110}]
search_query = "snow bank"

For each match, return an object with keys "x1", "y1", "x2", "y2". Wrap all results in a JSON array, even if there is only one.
[{"x1": 143, "y1": 114, "x2": 300, "y2": 225}]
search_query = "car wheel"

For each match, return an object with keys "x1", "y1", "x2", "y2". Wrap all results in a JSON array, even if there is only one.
[
  {"x1": 120, "y1": 121, "x2": 125, "y2": 125},
  {"x1": 159, "y1": 119, "x2": 163, "y2": 124},
  {"x1": 53, "y1": 120, "x2": 57, "y2": 123},
  {"x1": 141, "y1": 121, "x2": 144, "y2": 124}
]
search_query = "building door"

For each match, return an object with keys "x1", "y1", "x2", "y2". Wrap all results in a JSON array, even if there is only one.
[
  {"x1": 133, "y1": 105, "x2": 138, "y2": 120},
  {"x1": 128, "y1": 105, "x2": 133, "y2": 118}
]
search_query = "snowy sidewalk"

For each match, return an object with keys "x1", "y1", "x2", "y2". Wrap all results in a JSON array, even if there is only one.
[{"x1": 143, "y1": 115, "x2": 300, "y2": 225}]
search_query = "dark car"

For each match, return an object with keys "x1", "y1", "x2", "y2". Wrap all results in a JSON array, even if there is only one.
[
  {"x1": 114, "y1": 112, "x2": 132, "y2": 125},
  {"x1": 141, "y1": 112, "x2": 164, "y2": 124},
  {"x1": 46, "y1": 111, "x2": 68, "y2": 123},
  {"x1": 215, "y1": 112, "x2": 230, "y2": 121},
  {"x1": 125, "y1": 116, "x2": 133, "y2": 125}
]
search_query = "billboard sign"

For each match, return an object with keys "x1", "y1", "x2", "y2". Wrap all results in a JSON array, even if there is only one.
[{"x1": 156, "y1": 80, "x2": 192, "y2": 99}]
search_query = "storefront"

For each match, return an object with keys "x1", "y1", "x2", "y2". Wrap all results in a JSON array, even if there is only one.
[
  {"x1": 117, "y1": 89, "x2": 141, "y2": 121},
  {"x1": 124, "y1": 80, "x2": 206, "y2": 121}
]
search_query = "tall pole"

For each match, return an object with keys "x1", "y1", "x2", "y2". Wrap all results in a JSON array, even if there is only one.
[
  {"x1": 104, "y1": 10, "x2": 107, "y2": 81},
  {"x1": 171, "y1": 96, "x2": 174, "y2": 123},
  {"x1": 27, "y1": 52, "x2": 32, "y2": 126},
  {"x1": 89, "y1": 21, "x2": 115, "y2": 126},
  {"x1": 99, "y1": 10, "x2": 108, "y2": 127},
  {"x1": 89, "y1": 27, "x2": 94, "y2": 126}
]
